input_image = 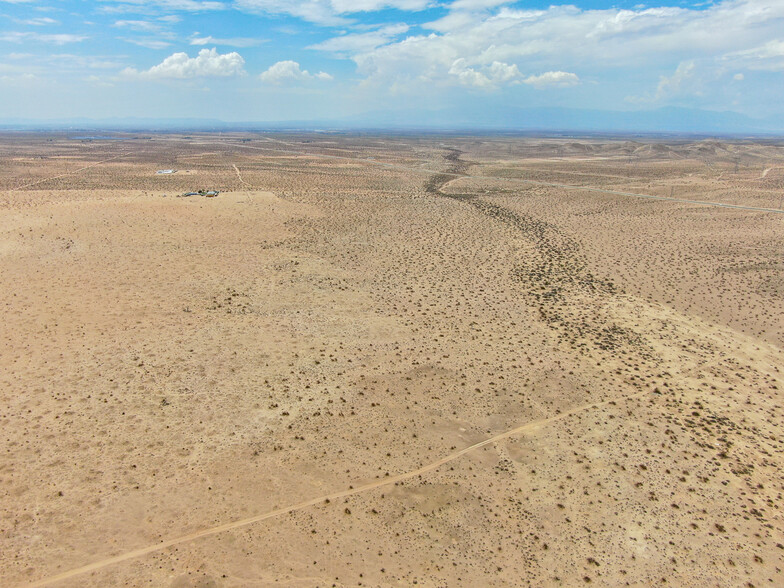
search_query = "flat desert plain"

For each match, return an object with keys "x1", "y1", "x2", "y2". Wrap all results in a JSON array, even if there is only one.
[{"x1": 1, "y1": 132, "x2": 783, "y2": 587}]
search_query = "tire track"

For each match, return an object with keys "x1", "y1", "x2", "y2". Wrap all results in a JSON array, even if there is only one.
[
  {"x1": 232, "y1": 164, "x2": 251, "y2": 188},
  {"x1": 212, "y1": 139, "x2": 784, "y2": 215},
  {"x1": 10, "y1": 152, "x2": 132, "y2": 192},
  {"x1": 26, "y1": 389, "x2": 650, "y2": 588}
]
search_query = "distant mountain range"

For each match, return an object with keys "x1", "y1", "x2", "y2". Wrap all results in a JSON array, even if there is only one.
[{"x1": 2, "y1": 106, "x2": 782, "y2": 135}]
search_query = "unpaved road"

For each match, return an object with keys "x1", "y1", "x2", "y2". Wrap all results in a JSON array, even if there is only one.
[
  {"x1": 26, "y1": 389, "x2": 650, "y2": 588},
  {"x1": 10, "y1": 152, "x2": 130, "y2": 192},
  {"x1": 217, "y1": 139, "x2": 784, "y2": 214}
]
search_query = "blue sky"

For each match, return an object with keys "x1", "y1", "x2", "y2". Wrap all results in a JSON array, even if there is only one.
[{"x1": 1, "y1": 0, "x2": 782, "y2": 122}]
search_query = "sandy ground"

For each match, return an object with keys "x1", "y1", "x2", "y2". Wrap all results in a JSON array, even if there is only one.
[{"x1": 1, "y1": 132, "x2": 783, "y2": 587}]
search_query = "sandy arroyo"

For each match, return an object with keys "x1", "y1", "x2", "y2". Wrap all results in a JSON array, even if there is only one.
[{"x1": 1, "y1": 132, "x2": 783, "y2": 587}]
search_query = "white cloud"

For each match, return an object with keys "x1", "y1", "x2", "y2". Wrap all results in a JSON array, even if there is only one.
[
  {"x1": 190, "y1": 34, "x2": 266, "y2": 47},
  {"x1": 329, "y1": 0, "x2": 431, "y2": 11},
  {"x1": 123, "y1": 47, "x2": 245, "y2": 79},
  {"x1": 234, "y1": 0, "x2": 348, "y2": 25},
  {"x1": 626, "y1": 60, "x2": 705, "y2": 104},
  {"x1": 0, "y1": 52, "x2": 124, "y2": 82},
  {"x1": 524, "y1": 70, "x2": 580, "y2": 89},
  {"x1": 113, "y1": 19, "x2": 164, "y2": 32},
  {"x1": 448, "y1": 58, "x2": 521, "y2": 88},
  {"x1": 235, "y1": 0, "x2": 432, "y2": 25},
  {"x1": 733, "y1": 72, "x2": 744, "y2": 81},
  {"x1": 113, "y1": 16, "x2": 179, "y2": 46},
  {"x1": 154, "y1": 0, "x2": 225, "y2": 7},
  {"x1": 122, "y1": 37, "x2": 173, "y2": 49},
  {"x1": 0, "y1": 73, "x2": 38, "y2": 86},
  {"x1": 655, "y1": 61, "x2": 696, "y2": 99},
  {"x1": 18, "y1": 17, "x2": 59, "y2": 25},
  {"x1": 259, "y1": 60, "x2": 333, "y2": 83},
  {"x1": 85, "y1": 74, "x2": 115, "y2": 87},
  {"x1": 324, "y1": 0, "x2": 784, "y2": 93},
  {"x1": 99, "y1": 0, "x2": 226, "y2": 12},
  {"x1": 0, "y1": 32, "x2": 87, "y2": 44},
  {"x1": 723, "y1": 39, "x2": 784, "y2": 71},
  {"x1": 449, "y1": 0, "x2": 514, "y2": 8},
  {"x1": 309, "y1": 24, "x2": 409, "y2": 54}
]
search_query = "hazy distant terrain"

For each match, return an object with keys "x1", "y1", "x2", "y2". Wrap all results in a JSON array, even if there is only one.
[
  {"x1": 1, "y1": 132, "x2": 783, "y2": 587},
  {"x1": 4, "y1": 106, "x2": 784, "y2": 134}
]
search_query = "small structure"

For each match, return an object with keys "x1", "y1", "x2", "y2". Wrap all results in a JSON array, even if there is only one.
[
  {"x1": 156, "y1": 169, "x2": 176, "y2": 174},
  {"x1": 179, "y1": 189, "x2": 220, "y2": 198}
]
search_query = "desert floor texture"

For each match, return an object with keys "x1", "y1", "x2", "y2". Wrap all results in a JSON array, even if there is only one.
[{"x1": 1, "y1": 131, "x2": 783, "y2": 587}]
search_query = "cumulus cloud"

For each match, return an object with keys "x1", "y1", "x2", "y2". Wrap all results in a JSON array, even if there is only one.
[
  {"x1": 259, "y1": 60, "x2": 333, "y2": 83},
  {"x1": 448, "y1": 58, "x2": 521, "y2": 88},
  {"x1": 318, "y1": 0, "x2": 784, "y2": 93},
  {"x1": 122, "y1": 47, "x2": 245, "y2": 79},
  {"x1": 524, "y1": 70, "x2": 580, "y2": 89}
]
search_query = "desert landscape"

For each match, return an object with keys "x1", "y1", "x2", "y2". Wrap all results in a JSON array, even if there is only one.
[{"x1": 1, "y1": 131, "x2": 783, "y2": 587}]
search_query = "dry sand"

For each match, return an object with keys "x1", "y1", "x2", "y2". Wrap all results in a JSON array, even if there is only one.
[{"x1": 1, "y1": 132, "x2": 783, "y2": 587}]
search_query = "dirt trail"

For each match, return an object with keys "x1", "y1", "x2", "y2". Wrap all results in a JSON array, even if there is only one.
[
  {"x1": 25, "y1": 389, "x2": 651, "y2": 588},
  {"x1": 10, "y1": 137, "x2": 784, "y2": 588},
  {"x1": 214, "y1": 140, "x2": 784, "y2": 215},
  {"x1": 10, "y1": 153, "x2": 131, "y2": 192},
  {"x1": 232, "y1": 163, "x2": 250, "y2": 188},
  {"x1": 21, "y1": 147, "x2": 678, "y2": 588}
]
